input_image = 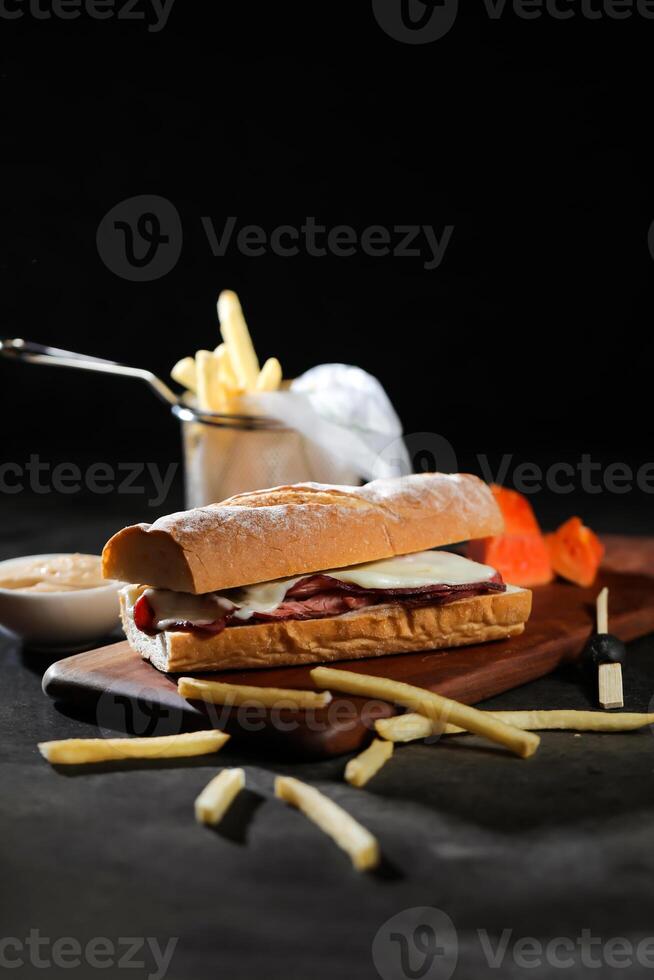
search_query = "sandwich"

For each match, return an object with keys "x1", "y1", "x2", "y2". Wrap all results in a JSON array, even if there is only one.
[{"x1": 102, "y1": 474, "x2": 532, "y2": 673}]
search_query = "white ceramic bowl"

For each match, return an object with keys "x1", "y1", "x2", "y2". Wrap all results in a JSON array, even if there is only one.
[{"x1": 0, "y1": 554, "x2": 122, "y2": 647}]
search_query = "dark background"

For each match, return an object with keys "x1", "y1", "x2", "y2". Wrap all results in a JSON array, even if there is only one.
[
  {"x1": 3, "y1": 9, "x2": 654, "y2": 980},
  {"x1": 2, "y1": 1, "x2": 654, "y2": 540}
]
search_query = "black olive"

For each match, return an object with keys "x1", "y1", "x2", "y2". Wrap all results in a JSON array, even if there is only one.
[{"x1": 581, "y1": 633, "x2": 627, "y2": 678}]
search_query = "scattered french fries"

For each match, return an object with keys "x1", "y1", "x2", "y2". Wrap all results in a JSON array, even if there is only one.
[
  {"x1": 275, "y1": 776, "x2": 380, "y2": 872},
  {"x1": 195, "y1": 767, "x2": 245, "y2": 826},
  {"x1": 345, "y1": 738, "x2": 393, "y2": 788},
  {"x1": 375, "y1": 709, "x2": 654, "y2": 743},
  {"x1": 171, "y1": 289, "x2": 283, "y2": 412},
  {"x1": 38, "y1": 730, "x2": 230, "y2": 765},
  {"x1": 311, "y1": 667, "x2": 540, "y2": 759},
  {"x1": 178, "y1": 677, "x2": 332, "y2": 711}
]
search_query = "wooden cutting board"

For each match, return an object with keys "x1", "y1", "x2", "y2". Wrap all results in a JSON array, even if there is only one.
[{"x1": 42, "y1": 536, "x2": 654, "y2": 758}]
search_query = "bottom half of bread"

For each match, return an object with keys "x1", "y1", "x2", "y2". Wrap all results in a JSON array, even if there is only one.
[{"x1": 120, "y1": 586, "x2": 532, "y2": 674}]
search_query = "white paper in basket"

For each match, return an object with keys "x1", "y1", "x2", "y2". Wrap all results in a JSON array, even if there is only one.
[{"x1": 243, "y1": 364, "x2": 410, "y2": 481}]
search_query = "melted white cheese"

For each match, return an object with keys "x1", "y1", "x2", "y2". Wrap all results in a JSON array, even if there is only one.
[
  {"x1": 144, "y1": 588, "x2": 236, "y2": 630},
  {"x1": 129, "y1": 551, "x2": 499, "y2": 630},
  {"x1": 325, "y1": 550, "x2": 497, "y2": 590},
  {"x1": 229, "y1": 579, "x2": 303, "y2": 620}
]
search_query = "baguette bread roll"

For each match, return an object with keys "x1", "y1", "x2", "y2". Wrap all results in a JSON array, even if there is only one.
[
  {"x1": 120, "y1": 586, "x2": 531, "y2": 674},
  {"x1": 103, "y1": 474, "x2": 503, "y2": 594}
]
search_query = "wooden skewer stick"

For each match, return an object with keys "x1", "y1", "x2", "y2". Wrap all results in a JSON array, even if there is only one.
[
  {"x1": 596, "y1": 586, "x2": 609, "y2": 635},
  {"x1": 596, "y1": 588, "x2": 624, "y2": 710},
  {"x1": 599, "y1": 663, "x2": 624, "y2": 711}
]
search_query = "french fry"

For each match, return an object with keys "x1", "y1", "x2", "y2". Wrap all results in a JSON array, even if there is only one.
[
  {"x1": 195, "y1": 767, "x2": 245, "y2": 826},
  {"x1": 375, "y1": 709, "x2": 654, "y2": 743},
  {"x1": 219, "y1": 384, "x2": 235, "y2": 413},
  {"x1": 195, "y1": 349, "x2": 225, "y2": 412},
  {"x1": 172, "y1": 289, "x2": 278, "y2": 409},
  {"x1": 311, "y1": 667, "x2": 540, "y2": 759},
  {"x1": 255, "y1": 357, "x2": 283, "y2": 392},
  {"x1": 275, "y1": 776, "x2": 379, "y2": 872},
  {"x1": 178, "y1": 677, "x2": 332, "y2": 710},
  {"x1": 214, "y1": 343, "x2": 242, "y2": 393},
  {"x1": 38, "y1": 730, "x2": 230, "y2": 765},
  {"x1": 375, "y1": 713, "x2": 453, "y2": 742},
  {"x1": 217, "y1": 290, "x2": 260, "y2": 390},
  {"x1": 345, "y1": 738, "x2": 393, "y2": 788},
  {"x1": 171, "y1": 356, "x2": 197, "y2": 392}
]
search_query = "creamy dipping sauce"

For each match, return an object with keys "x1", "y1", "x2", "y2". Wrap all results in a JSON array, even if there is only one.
[{"x1": 0, "y1": 554, "x2": 106, "y2": 593}]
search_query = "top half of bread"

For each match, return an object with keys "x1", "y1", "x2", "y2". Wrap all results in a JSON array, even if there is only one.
[{"x1": 102, "y1": 473, "x2": 503, "y2": 594}]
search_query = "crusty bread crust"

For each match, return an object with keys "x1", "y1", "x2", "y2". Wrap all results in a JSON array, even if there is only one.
[
  {"x1": 103, "y1": 474, "x2": 503, "y2": 594},
  {"x1": 120, "y1": 587, "x2": 531, "y2": 674}
]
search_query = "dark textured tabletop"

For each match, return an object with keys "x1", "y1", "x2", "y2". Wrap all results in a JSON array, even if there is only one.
[{"x1": 2, "y1": 498, "x2": 654, "y2": 980}]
